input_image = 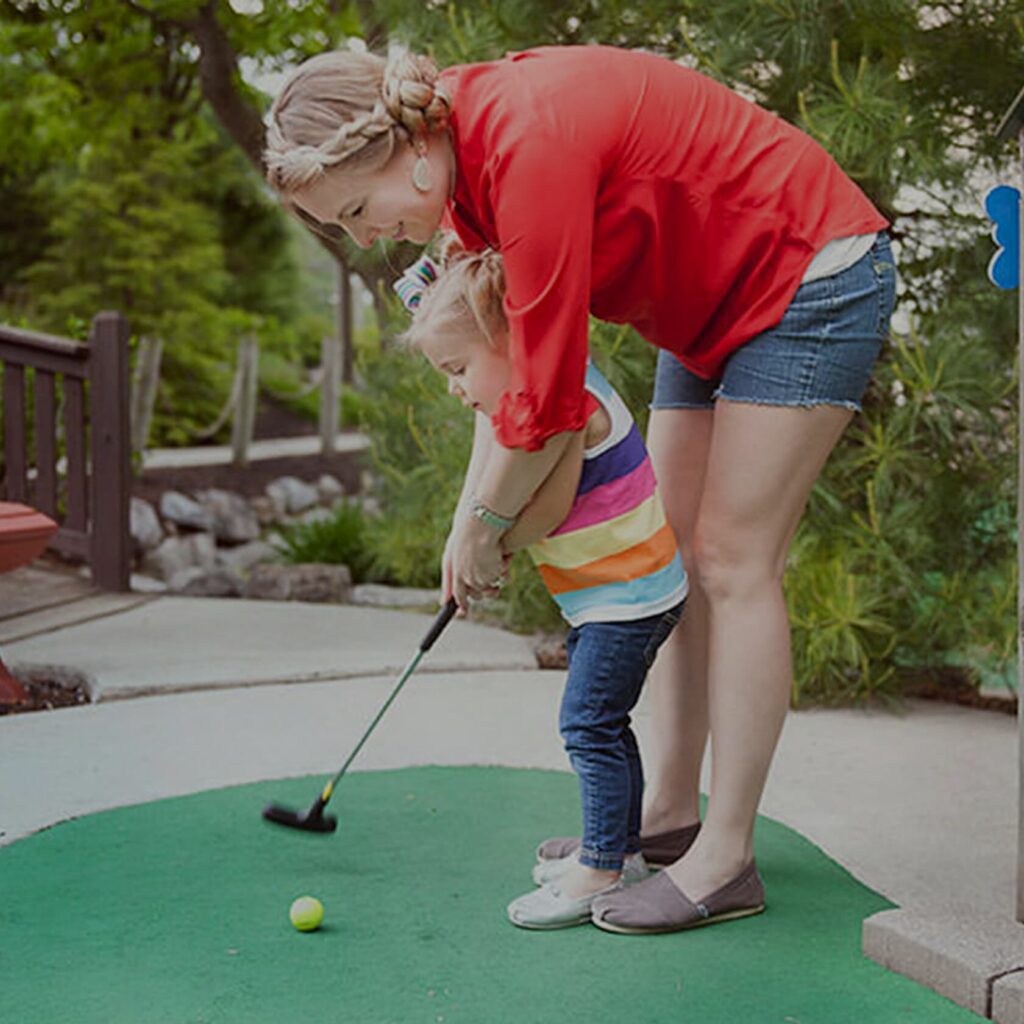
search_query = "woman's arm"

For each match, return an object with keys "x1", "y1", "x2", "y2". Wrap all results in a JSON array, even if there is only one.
[
  {"x1": 441, "y1": 411, "x2": 496, "y2": 602},
  {"x1": 446, "y1": 428, "x2": 575, "y2": 611},
  {"x1": 501, "y1": 430, "x2": 585, "y2": 553},
  {"x1": 455, "y1": 411, "x2": 496, "y2": 521}
]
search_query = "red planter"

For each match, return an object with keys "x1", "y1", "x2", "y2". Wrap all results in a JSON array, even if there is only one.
[
  {"x1": 0, "y1": 502, "x2": 59, "y2": 703},
  {"x1": 0, "y1": 502, "x2": 58, "y2": 574}
]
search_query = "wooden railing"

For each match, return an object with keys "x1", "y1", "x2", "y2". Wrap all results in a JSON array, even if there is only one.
[{"x1": 0, "y1": 312, "x2": 131, "y2": 591}]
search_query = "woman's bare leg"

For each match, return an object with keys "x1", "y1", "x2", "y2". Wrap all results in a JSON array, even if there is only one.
[
  {"x1": 642, "y1": 407, "x2": 714, "y2": 833},
  {"x1": 663, "y1": 400, "x2": 854, "y2": 899}
]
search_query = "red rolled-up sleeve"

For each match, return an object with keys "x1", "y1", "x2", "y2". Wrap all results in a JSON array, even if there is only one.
[{"x1": 487, "y1": 139, "x2": 600, "y2": 450}]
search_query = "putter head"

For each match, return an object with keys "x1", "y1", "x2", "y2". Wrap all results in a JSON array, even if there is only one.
[{"x1": 262, "y1": 801, "x2": 338, "y2": 834}]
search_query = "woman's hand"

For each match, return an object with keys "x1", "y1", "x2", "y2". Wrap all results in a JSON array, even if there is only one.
[{"x1": 445, "y1": 514, "x2": 507, "y2": 613}]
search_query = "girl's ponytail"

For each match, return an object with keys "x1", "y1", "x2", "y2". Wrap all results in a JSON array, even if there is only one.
[{"x1": 398, "y1": 235, "x2": 508, "y2": 350}]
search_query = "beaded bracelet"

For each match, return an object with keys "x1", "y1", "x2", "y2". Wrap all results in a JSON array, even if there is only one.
[{"x1": 470, "y1": 497, "x2": 515, "y2": 532}]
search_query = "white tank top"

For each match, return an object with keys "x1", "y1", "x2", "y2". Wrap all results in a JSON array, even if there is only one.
[{"x1": 802, "y1": 232, "x2": 877, "y2": 283}]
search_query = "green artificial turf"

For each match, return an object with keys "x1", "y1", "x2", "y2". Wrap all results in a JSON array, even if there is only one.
[{"x1": 0, "y1": 767, "x2": 978, "y2": 1023}]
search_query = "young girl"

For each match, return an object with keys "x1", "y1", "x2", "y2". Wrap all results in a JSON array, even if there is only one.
[{"x1": 395, "y1": 247, "x2": 690, "y2": 930}]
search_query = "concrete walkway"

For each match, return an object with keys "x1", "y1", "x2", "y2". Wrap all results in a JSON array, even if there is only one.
[{"x1": 1, "y1": 592, "x2": 1021, "y2": 1020}]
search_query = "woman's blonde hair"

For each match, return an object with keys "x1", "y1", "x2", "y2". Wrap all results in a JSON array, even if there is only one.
[
  {"x1": 402, "y1": 236, "x2": 507, "y2": 351},
  {"x1": 264, "y1": 48, "x2": 450, "y2": 193}
]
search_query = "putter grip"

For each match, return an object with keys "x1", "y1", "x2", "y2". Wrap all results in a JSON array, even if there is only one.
[{"x1": 420, "y1": 598, "x2": 457, "y2": 652}]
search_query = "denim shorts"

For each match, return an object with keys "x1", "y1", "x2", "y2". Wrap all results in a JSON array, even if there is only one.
[{"x1": 650, "y1": 232, "x2": 897, "y2": 412}]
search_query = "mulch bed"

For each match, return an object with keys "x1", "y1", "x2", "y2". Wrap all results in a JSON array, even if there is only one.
[
  {"x1": 904, "y1": 676, "x2": 1017, "y2": 716},
  {"x1": 0, "y1": 673, "x2": 90, "y2": 717}
]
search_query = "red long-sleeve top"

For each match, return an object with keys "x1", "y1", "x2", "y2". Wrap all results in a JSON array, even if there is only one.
[{"x1": 438, "y1": 46, "x2": 889, "y2": 451}]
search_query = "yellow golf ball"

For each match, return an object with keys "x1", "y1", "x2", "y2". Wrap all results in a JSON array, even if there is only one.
[{"x1": 289, "y1": 896, "x2": 324, "y2": 932}]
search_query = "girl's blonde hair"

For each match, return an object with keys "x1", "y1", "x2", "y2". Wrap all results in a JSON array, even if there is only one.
[
  {"x1": 402, "y1": 237, "x2": 507, "y2": 350},
  {"x1": 264, "y1": 48, "x2": 450, "y2": 193}
]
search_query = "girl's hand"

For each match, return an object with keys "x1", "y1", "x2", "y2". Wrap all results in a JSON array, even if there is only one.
[{"x1": 448, "y1": 514, "x2": 507, "y2": 613}]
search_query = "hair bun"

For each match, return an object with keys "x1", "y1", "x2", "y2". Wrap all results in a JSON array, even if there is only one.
[{"x1": 381, "y1": 50, "x2": 449, "y2": 136}]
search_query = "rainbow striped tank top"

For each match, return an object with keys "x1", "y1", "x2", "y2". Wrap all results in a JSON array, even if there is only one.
[{"x1": 528, "y1": 363, "x2": 689, "y2": 627}]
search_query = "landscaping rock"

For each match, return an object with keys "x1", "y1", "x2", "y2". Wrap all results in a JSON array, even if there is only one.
[
  {"x1": 129, "y1": 497, "x2": 164, "y2": 553},
  {"x1": 216, "y1": 540, "x2": 280, "y2": 575},
  {"x1": 297, "y1": 506, "x2": 333, "y2": 526},
  {"x1": 266, "y1": 476, "x2": 319, "y2": 516},
  {"x1": 359, "y1": 496, "x2": 381, "y2": 517},
  {"x1": 130, "y1": 573, "x2": 168, "y2": 594},
  {"x1": 348, "y1": 584, "x2": 440, "y2": 609},
  {"x1": 142, "y1": 533, "x2": 218, "y2": 583},
  {"x1": 169, "y1": 566, "x2": 242, "y2": 597},
  {"x1": 242, "y1": 563, "x2": 352, "y2": 603},
  {"x1": 159, "y1": 491, "x2": 215, "y2": 532},
  {"x1": 249, "y1": 495, "x2": 279, "y2": 527},
  {"x1": 195, "y1": 488, "x2": 261, "y2": 544},
  {"x1": 317, "y1": 474, "x2": 345, "y2": 504}
]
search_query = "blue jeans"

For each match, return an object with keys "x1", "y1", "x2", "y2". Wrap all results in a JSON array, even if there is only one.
[
  {"x1": 559, "y1": 601, "x2": 685, "y2": 871},
  {"x1": 651, "y1": 232, "x2": 897, "y2": 412}
]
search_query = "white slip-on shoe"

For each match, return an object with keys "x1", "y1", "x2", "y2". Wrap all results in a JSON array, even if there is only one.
[
  {"x1": 531, "y1": 851, "x2": 649, "y2": 888},
  {"x1": 507, "y1": 879, "x2": 624, "y2": 930}
]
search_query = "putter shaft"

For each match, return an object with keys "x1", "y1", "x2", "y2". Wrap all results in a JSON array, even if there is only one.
[{"x1": 262, "y1": 599, "x2": 457, "y2": 834}]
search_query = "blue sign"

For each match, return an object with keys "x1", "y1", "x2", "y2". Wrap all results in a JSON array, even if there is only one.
[{"x1": 985, "y1": 184, "x2": 1020, "y2": 289}]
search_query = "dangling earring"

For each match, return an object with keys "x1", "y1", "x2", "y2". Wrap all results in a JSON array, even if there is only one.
[{"x1": 412, "y1": 142, "x2": 432, "y2": 193}]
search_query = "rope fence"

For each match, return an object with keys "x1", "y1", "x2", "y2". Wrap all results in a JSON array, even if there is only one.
[{"x1": 130, "y1": 333, "x2": 345, "y2": 467}]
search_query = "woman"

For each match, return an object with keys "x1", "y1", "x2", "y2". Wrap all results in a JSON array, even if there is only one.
[{"x1": 265, "y1": 44, "x2": 896, "y2": 934}]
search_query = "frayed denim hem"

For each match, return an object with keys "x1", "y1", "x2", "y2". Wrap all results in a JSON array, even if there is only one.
[
  {"x1": 649, "y1": 395, "x2": 863, "y2": 413},
  {"x1": 648, "y1": 400, "x2": 715, "y2": 412},
  {"x1": 714, "y1": 392, "x2": 863, "y2": 413}
]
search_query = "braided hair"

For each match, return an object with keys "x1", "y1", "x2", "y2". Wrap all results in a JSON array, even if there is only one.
[{"x1": 264, "y1": 47, "x2": 450, "y2": 193}]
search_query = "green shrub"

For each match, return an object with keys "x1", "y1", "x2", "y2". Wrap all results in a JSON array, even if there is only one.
[
  {"x1": 786, "y1": 308, "x2": 1017, "y2": 704},
  {"x1": 276, "y1": 501, "x2": 376, "y2": 583},
  {"x1": 357, "y1": 347, "x2": 469, "y2": 589}
]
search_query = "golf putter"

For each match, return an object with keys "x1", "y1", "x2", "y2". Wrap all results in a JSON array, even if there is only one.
[{"x1": 262, "y1": 597, "x2": 458, "y2": 834}]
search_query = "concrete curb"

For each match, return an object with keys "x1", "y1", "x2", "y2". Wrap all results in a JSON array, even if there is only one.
[
  {"x1": 863, "y1": 907, "x2": 1024, "y2": 1020},
  {"x1": 995, "y1": 973, "x2": 1024, "y2": 1024}
]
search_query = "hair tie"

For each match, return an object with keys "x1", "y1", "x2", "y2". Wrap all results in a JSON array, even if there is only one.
[{"x1": 393, "y1": 256, "x2": 439, "y2": 310}]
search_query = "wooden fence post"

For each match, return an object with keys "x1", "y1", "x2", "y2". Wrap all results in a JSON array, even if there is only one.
[
  {"x1": 130, "y1": 335, "x2": 163, "y2": 456},
  {"x1": 88, "y1": 311, "x2": 131, "y2": 592},
  {"x1": 320, "y1": 333, "x2": 340, "y2": 456},
  {"x1": 2, "y1": 363, "x2": 27, "y2": 502},
  {"x1": 231, "y1": 334, "x2": 258, "y2": 467},
  {"x1": 338, "y1": 258, "x2": 354, "y2": 385}
]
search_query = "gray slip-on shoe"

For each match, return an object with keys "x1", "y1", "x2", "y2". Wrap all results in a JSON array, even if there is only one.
[
  {"x1": 507, "y1": 879, "x2": 624, "y2": 930},
  {"x1": 590, "y1": 861, "x2": 765, "y2": 935},
  {"x1": 535, "y1": 822, "x2": 701, "y2": 867},
  {"x1": 532, "y1": 850, "x2": 649, "y2": 887}
]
